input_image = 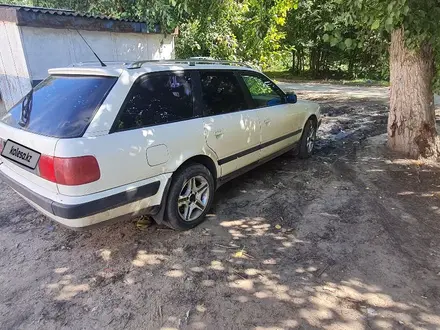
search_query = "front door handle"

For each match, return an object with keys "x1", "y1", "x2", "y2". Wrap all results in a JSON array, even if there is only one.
[
  {"x1": 214, "y1": 129, "x2": 224, "y2": 138},
  {"x1": 264, "y1": 118, "x2": 271, "y2": 125}
]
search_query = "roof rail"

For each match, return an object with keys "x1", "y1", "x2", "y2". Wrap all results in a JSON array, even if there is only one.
[{"x1": 127, "y1": 59, "x2": 255, "y2": 70}]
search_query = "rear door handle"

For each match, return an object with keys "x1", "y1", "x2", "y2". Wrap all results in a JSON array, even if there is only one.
[
  {"x1": 264, "y1": 118, "x2": 271, "y2": 125},
  {"x1": 214, "y1": 129, "x2": 224, "y2": 138}
]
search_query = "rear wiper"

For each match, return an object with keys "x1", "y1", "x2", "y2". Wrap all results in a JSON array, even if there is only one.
[{"x1": 19, "y1": 89, "x2": 33, "y2": 127}]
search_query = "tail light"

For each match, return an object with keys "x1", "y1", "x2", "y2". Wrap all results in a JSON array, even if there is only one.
[
  {"x1": 39, "y1": 155, "x2": 56, "y2": 182},
  {"x1": 39, "y1": 155, "x2": 100, "y2": 186}
]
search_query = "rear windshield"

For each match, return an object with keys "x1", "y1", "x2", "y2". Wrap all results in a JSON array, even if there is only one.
[{"x1": 1, "y1": 75, "x2": 117, "y2": 138}]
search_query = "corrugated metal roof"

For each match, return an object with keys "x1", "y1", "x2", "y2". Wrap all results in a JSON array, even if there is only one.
[{"x1": 0, "y1": 4, "x2": 144, "y2": 23}]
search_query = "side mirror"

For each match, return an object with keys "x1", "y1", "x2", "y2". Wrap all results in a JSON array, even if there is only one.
[{"x1": 286, "y1": 92, "x2": 297, "y2": 104}]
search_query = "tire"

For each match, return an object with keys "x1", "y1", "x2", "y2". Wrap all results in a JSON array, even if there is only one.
[
  {"x1": 297, "y1": 118, "x2": 317, "y2": 159},
  {"x1": 164, "y1": 163, "x2": 215, "y2": 230}
]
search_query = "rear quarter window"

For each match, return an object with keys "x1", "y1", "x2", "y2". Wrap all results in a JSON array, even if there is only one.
[{"x1": 1, "y1": 75, "x2": 117, "y2": 138}]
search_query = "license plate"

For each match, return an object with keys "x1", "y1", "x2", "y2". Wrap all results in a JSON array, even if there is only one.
[{"x1": 1, "y1": 140, "x2": 41, "y2": 169}]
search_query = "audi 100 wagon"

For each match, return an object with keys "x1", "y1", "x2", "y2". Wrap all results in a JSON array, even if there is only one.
[{"x1": 0, "y1": 59, "x2": 321, "y2": 230}]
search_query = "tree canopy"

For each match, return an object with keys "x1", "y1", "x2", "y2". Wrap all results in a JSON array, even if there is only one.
[{"x1": 338, "y1": 0, "x2": 440, "y2": 88}]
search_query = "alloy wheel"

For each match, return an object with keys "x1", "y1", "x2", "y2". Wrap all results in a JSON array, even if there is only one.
[
  {"x1": 177, "y1": 176, "x2": 210, "y2": 221},
  {"x1": 307, "y1": 123, "x2": 316, "y2": 153}
]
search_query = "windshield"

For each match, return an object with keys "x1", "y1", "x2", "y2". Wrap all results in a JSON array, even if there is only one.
[{"x1": 1, "y1": 75, "x2": 117, "y2": 138}]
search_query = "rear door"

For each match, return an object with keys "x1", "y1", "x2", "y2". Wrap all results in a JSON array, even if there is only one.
[
  {"x1": 239, "y1": 72, "x2": 303, "y2": 158},
  {"x1": 200, "y1": 70, "x2": 260, "y2": 176}
]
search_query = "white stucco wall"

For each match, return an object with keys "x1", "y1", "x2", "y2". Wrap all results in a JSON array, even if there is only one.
[
  {"x1": 20, "y1": 26, "x2": 175, "y2": 81},
  {"x1": 0, "y1": 21, "x2": 32, "y2": 112}
]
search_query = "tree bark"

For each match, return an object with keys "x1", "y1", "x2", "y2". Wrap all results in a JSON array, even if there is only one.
[
  {"x1": 388, "y1": 28, "x2": 437, "y2": 158},
  {"x1": 348, "y1": 52, "x2": 354, "y2": 79},
  {"x1": 317, "y1": 49, "x2": 322, "y2": 74},
  {"x1": 309, "y1": 48, "x2": 315, "y2": 73},
  {"x1": 291, "y1": 50, "x2": 296, "y2": 73},
  {"x1": 298, "y1": 48, "x2": 303, "y2": 72}
]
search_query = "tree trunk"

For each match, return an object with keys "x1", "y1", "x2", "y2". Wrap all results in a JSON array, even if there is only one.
[
  {"x1": 300, "y1": 49, "x2": 304, "y2": 71},
  {"x1": 315, "y1": 48, "x2": 322, "y2": 76},
  {"x1": 291, "y1": 50, "x2": 296, "y2": 73},
  {"x1": 318, "y1": 49, "x2": 325, "y2": 73},
  {"x1": 298, "y1": 49, "x2": 303, "y2": 72},
  {"x1": 388, "y1": 28, "x2": 437, "y2": 158},
  {"x1": 348, "y1": 54, "x2": 354, "y2": 78},
  {"x1": 309, "y1": 48, "x2": 315, "y2": 73}
]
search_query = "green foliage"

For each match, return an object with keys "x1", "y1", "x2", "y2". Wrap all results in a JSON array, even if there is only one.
[
  {"x1": 280, "y1": 0, "x2": 389, "y2": 79},
  {"x1": 340, "y1": 0, "x2": 440, "y2": 47},
  {"x1": 242, "y1": 75, "x2": 272, "y2": 96},
  {"x1": 175, "y1": 1, "x2": 240, "y2": 60},
  {"x1": 175, "y1": 19, "x2": 238, "y2": 60},
  {"x1": 175, "y1": 0, "x2": 297, "y2": 68},
  {"x1": 333, "y1": 0, "x2": 440, "y2": 89}
]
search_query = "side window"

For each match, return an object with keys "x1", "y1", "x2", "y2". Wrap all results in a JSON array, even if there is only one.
[
  {"x1": 242, "y1": 74, "x2": 285, "y2": 108},
  {"x1": 114, "y1": 72, "x2": 193, "y2": 131},
  {"x1": 200, "y1": 71, "x2": 248, "y2": 115}
]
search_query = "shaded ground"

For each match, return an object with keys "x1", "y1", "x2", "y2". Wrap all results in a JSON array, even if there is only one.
[{"x1": 1, "y1": 84, "x2": 440, "y2": 330}]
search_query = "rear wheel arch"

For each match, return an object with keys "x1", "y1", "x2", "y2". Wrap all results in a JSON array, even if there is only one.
[
  {"x1": 152, "y1": 154, "x2": 218, "y2": 225},
  {"x1": 164, "y1": 161, "x2": 215, "y2": 230},
  {"x1": 297, "y1": 117, "x2": 317, "y2": 159},
  {"x1": 306, "y1": 114, "x2": 318, "y2": 128},
  {"x1": 175, "y1": 155, "x2": 218, "y2": 185},
  {"x1": 153, "y1": 155, "x2": 218, "y2": 223}
]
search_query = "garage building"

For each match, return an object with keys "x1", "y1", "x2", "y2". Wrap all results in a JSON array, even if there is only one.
[{"x1": 0, "y1": 4, "x2": 175, "y2": 114}]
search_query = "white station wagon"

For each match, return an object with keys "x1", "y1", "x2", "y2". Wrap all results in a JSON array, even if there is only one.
[{"x1": 0, "y1": 60, "x2": 320, "y2": 230}]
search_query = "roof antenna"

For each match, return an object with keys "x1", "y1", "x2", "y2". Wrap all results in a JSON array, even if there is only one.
[{"x1": 74, "y1": 29, "x2": 106, "y2": 67}]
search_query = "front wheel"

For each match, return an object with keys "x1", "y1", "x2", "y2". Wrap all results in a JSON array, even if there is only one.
[
  {"x1": 164, "y1": 163, "x2": 215, "y2": 230},
  {"x1": 297, "y1": 119, "x2": 317, "y2": 159}
]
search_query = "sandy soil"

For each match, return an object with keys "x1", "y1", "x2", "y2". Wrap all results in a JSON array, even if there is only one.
[{"x1": 1, "y1": 84, "x2": 440, "y2": 330}]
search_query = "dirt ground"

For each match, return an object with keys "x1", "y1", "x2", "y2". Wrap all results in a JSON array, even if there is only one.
[{"x1": 1, "y1": 84, "x2": 440, "y2": 330}]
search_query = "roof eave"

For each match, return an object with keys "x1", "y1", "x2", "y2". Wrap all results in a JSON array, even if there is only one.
[{"x1": 0, "y1": 6, "x2": 158, "y2": 34}]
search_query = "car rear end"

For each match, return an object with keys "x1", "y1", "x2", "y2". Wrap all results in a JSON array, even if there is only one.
[{"x1": 0, "y1": 70, "x2": 124, "y2": 228}]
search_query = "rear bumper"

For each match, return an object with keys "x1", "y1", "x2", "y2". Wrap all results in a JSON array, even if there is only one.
[{"x1": 0, "y1": 166, "x2": 167, "y2": 228}]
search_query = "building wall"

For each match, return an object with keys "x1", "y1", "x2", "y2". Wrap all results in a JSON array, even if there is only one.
[
  {"x1": 0, "y1": 21, "x2": 32, "y2": 113},
  {"x1": 20, "y1": 26, "x2": 175, "y2": 82}
]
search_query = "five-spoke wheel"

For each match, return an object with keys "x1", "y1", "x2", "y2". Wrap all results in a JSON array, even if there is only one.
[
  {"x1": 178, "y1": 176, "x2": 210, "y2": 221},
  {"x1": 164, "y1": 163, "x2": 214, "y2": 230}
]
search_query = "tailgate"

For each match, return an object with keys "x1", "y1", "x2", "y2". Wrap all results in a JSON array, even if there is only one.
[{"x1": 0, "y1": 74, "x2": 117, "y2": 195}]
